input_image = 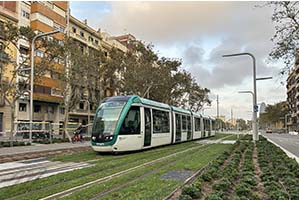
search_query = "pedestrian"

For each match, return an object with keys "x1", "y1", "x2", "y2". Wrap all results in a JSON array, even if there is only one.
[{"x1": 73, "y1": 123, "x2": 83, "y2": 142}]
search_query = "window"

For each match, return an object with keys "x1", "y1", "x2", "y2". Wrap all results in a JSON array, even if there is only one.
[
  {"x1": 21, "y1": 10, "x2": 30, "y2": 19},
  {"x1": 119, "y1": 106, "x2": 140, "y2": 135},
  {"x1": 79, "y1": 102, "x2": 84, "y2": 109},
  {"x1": 72, "y1": 27, "x2": 76, "y2": 33},
  {"x1": 187, "y1": 116, "x2": 191, "y2": 131},
  {"x1": 80, "y1": 31, "x2": 84, "y2": 38},
  {"x1": 20, "y1": 45, "x2": 29, "y2": 55},
  {"x1": 153, "y1": 109, "x2": 170, "y2": 133},
  {"x1": 95, "y1": 40, "x2": 98, "y2": 45},
  {"x1": 48, "y1": 106, "x2": 54, "y2": 113},
  {"x1": 104, "y1": 51, "x2": 108, "y2": 57},
  {"x1": 34, "y1": 85, "x2": 51, "y2": 95},
  {"x1": 19, "y1": 103, "x2": 27, "y2": 112},
  {"x1": 36, "y1": 50, "x2": 44, "y2": 58},
  {"x1": 88, "y1": 36, "x2": 93, "y2": 42},
  {"x1": 195, "y1": 117, "x2": 201, "y2": 132},
  {"x1": 34, "y1": 105, "x2": 41, "y2": 113},
  {"x1": 182, "y1": 115, "x2": 187, "y2": 131},
  {"x1": 59, "y1": 107, "x2": 65, "y2": 114}
]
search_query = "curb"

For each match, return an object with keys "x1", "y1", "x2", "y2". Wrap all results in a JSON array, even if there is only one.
[{"x1": 265, "y1": 137, "x2": 299, "y2": 164}]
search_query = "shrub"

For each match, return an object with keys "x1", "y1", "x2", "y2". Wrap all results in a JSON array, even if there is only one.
[
  {"x1": 205, "y1": 192, "x2": 224, "y2": 200},
  {"x1": 181, "y1": 185, "x2": 201, "y2": 198},
  {"x1": 212, "y1": 178, "x2": 231, "y2": 192},
  {"x1": 235, "y1": 183, "x2": 251, "y2": 197},
  {"x1": 179, "y1": 194, "x2": 192, "y2": 200}
]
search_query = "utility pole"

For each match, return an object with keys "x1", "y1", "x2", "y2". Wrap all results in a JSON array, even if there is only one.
[
  {"x1": 216, "y1": 95, "x2": 219, "y2": 119},
  {"x1": 231, "y1": 108, "x2": 233, "y2": 130},
  {"x1": 216, "y1": 95, "x2": 219, "y2": 131}
]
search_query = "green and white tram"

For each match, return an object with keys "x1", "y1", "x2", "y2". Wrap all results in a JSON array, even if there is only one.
[{"x1": 91, "y1": 96, "x2": 215, "y2": 152}]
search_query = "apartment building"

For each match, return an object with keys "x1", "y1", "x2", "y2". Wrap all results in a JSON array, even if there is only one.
[
  {"x1": 12, "y1": 1, "x2": 68, "y2": 132},
  {"x1": 0, "y1": 1, "x2": 18, "y2": 134},
  {"x1": 286, "y1": 61, "x2": 299, "y2": 131},
  {"x1": 1, "y1": 1, "x2": 133, "y2": 135},
  {"x1": 68, "y1": 16, "x2": 128, "y2": 128}
]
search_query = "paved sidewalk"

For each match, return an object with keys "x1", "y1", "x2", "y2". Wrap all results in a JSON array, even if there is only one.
[{"x1": 0, "y1": 141, "x2": 91, "y2": 156}]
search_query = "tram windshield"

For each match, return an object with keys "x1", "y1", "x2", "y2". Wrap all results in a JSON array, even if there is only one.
[{"x1": 92, "y1": 101, "x2": 126, "y2": 137}]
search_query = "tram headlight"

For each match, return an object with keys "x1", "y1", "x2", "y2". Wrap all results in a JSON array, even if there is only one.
[{"x1": 92, "y1": 136, "x2": 96, "y2": 140}]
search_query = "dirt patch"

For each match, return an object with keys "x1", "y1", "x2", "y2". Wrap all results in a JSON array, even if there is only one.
[{"x1": 253, "y1": 144, "x2": 269, "y2": 200}]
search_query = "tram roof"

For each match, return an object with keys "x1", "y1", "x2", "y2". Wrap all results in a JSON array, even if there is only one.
[
  {"x1": 132, "y1": 96, "x2": 170, "y2": 110},
  {"x1": 171, "y1": 106, "x2": 192, "y2": 115}
]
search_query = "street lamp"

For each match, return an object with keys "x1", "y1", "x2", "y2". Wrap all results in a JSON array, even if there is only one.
[
  {"x1": 223, "y1": 53, "x2": 259, "y2": 141},
  {"x1": 29, "y1": 30, "x2": 61, "y2": 144}
]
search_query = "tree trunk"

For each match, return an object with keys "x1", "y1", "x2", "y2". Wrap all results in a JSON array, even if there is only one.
[
  {"x1": 63, "y1": 104, "x2": 72, "y2": 142},
  {"x1": 9, "y1": 100, "x2": 16, "y2": 147}
]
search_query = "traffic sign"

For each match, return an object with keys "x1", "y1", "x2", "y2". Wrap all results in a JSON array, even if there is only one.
[{"x1": 253, "y1": 105, "x2": 258, "y2": 112}]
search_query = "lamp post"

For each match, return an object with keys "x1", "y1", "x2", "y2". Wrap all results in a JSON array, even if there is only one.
[
  {"x1": 80, "y1": 99, "x2": 90, "y2": 135},
  {"x1": 223, "y1": 53, "x2": 258, "y2": 141},
  {"x1": 29, "y1": 30, "x2": 61, "y2": 144}
]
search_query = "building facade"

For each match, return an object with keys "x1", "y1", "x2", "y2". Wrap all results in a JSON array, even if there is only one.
[
  {"x1": 0, "y1": 1, "x2": 133, "y2": 135},
  {"x1": 68, "y1": 16, "x2": 128, "y2": 129},
  {"x1": 0, "y1": 1, "x2": 19, "y2": 134},
  {"x1": 286, "y1": 60, "x2": 299, "y2": 131}
]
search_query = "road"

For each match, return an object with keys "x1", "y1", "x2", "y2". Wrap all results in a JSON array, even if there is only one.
[{"x1": 262, "y1": 133, "x2": 299, "y2": 158}]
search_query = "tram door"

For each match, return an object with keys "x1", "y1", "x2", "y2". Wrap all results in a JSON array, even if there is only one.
[
  {"x1": 144, "y1": 108, "x2": 151, "y2": 146},
  {"x1": 175, "y1": 114, "x2": 181, "y2": 142}
]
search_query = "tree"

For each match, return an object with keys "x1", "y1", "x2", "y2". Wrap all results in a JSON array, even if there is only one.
[
  {"x1": 236, "y1": 118, "x2": 249, "y2": 130},
  {"x1": 259, "y1": 101, "x2": 289, "y2": 129},
  {"x1": 0, "y1": 21, "x2": 64, "y2": 144},
  {"x1": 267, "y1": 1, "x2": 299, "y2": 73},
  {"x1": 61, "y1": 38, "x2": 106, "y2": 140},
  {"x1": 118, "y1": 41, "x2": 211, "y2": 109}
]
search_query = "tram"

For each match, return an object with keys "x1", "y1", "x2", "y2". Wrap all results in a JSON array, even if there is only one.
[{"x1": 91, "y1": 96, "x2": 216, "y2": 152}]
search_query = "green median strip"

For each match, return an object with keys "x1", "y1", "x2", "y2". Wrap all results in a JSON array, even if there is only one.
[
  {"x1": 60, "y1": 144, "x2": 230, "y2": 200},
  {"x1": 0, "y1": 141, "x2": 200, "y2": 200}
]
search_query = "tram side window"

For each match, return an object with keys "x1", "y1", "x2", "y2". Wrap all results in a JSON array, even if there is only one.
[
  {"x1": 153, "y1": 109, "x2": 170, "y2": 133},
  {"x1": 119, "y1": 106, "x2": 140, "y2": 135},
  {"x1": 187, "y1": 116, "x2": 191, "y2": 131},
  {"x1": 195, "y1": 117, "x2": 201, "y2": 131},
  {"x1": 182, "y1": 115, "x2": 187, "y2": 131}
]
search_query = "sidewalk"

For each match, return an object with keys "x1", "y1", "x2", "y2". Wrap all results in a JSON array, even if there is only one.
[{"x1": 0, "y1": 141, "x2": 91, "y2": 156}]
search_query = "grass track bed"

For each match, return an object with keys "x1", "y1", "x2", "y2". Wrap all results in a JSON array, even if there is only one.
[
  {"x1": 98, "y1": 144, "x2": 230, "y2": 200},
  {"x1": 0, "y1": 141, "x2": 201, "y2": 200}
]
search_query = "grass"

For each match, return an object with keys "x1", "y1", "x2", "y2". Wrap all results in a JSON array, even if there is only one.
[
  {"x1": 0, "y1": 141, "x2": 201, "y2": 200},
  {"x1": 67, "y1": 144, "x2": 231, "y2": 200}
]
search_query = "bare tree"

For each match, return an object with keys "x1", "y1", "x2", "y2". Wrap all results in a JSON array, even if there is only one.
[{"x1": 267, "y1": 1, "x2": 299, "y2": 73}]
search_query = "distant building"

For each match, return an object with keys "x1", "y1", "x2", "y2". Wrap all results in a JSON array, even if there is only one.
[{"x1": 286, "y1": 57, "x2": 299, "y2": 131}]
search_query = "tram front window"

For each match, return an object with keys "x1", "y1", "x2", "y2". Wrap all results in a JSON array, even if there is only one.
[{"x1": 92, "y1": 101, "x2": 126, "y2": 142}]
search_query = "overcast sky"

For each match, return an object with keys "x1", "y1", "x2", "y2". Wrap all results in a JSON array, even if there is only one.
[{"x1": 70, "y1": 1, "x2": 287, "y2": 120}]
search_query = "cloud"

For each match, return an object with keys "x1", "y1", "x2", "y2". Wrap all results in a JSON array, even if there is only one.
[{"x1": 70, "y1": 1, "x2": 287, "y2": 119}]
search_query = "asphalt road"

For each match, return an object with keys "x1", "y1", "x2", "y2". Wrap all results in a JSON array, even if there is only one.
[{"x1": 262, "y1": 133, "x2": 299, "y2": 158}]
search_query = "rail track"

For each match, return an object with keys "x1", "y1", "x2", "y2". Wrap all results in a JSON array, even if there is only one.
[
  {"x1": 0, "y1": 146, "x2": 91, "y2": 164},
  {"x1": 41, "y1": 144, "x2": 210, "y2": 200},
  {"x1": 5, "y1": 142, "x2": 197, "y2": 200}
]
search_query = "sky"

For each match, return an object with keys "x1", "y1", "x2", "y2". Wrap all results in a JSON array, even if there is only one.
[{"x1": 70, "y1": 1, "x2": 287, "y2": 121}]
